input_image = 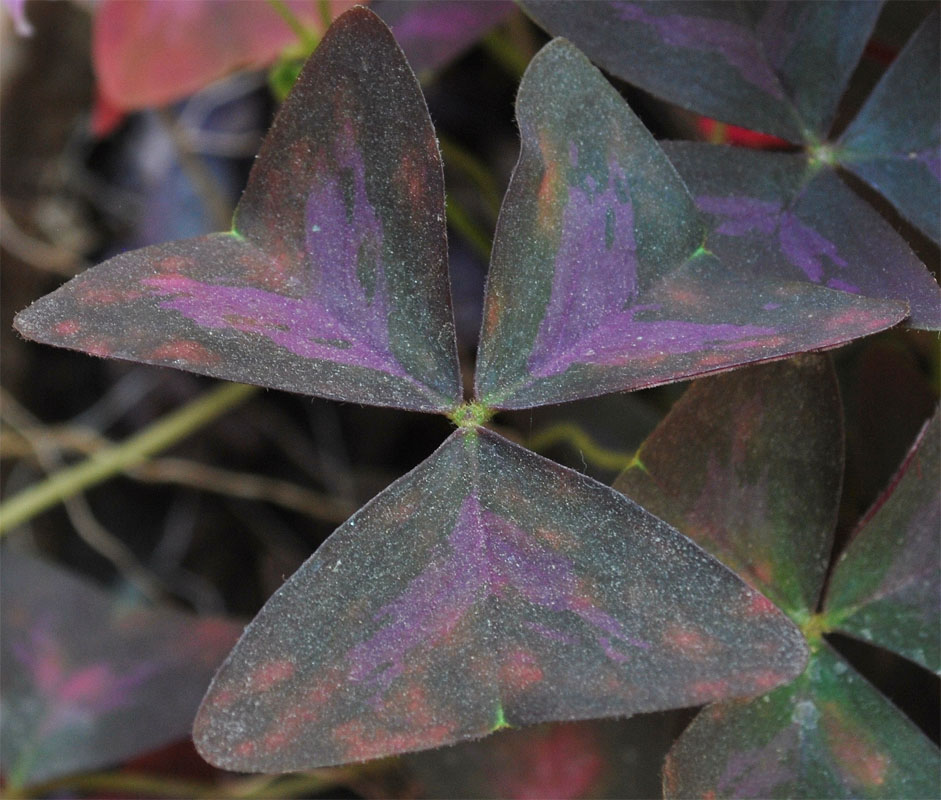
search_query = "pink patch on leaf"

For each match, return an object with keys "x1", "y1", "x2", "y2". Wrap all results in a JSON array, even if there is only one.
[
  {"x1": 53, "y1": 320, "x2": 80, "y2": 336},
  {"x1": 80, "y1": 337, "x2": 113, "y2": 357},
  {"x1": 500, "y1": 648, "x2": 544, "y2": 691},
  {"x1": 247, "y1": 659, "x2": 295, "y2": 692},
  {"x1": 148, "y1": 339, "x2": 219, "y2": 365},
  {"x1": 745, "y1": 592, "x2": 779, "y2": 617}
]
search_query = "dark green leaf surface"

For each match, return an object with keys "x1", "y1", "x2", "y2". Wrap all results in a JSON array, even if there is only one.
[
  {"x1": 194, "y1": 428, "x2": 807, "y2": 771},
  {"x1": 663, "y1": 643, "x2": 940, "y2": 799},
  {"x1": 838, "y1": 11, "x2": 941, "y2": 245},
  {"x1": 474, "y1": 38, "x2": 907, "y2": 410},
  {"x1": 825, "y1": 412, "x2": 940, "y2": 674},
  {"x1": 614, "y1": 356, "x2": 842, "y2": 616},
  {"x1": 14, "y1": 9, "x2": 461, "y2": 413},
  {"x1": 663, "y1": 142, "x2": 941, "y2": 330},
  {"x1": 0, "y1": 551, "x2": 241, "y2": 785},
  {"x1": 521, "y1": 1, "x2": 882, "y2": 142}
]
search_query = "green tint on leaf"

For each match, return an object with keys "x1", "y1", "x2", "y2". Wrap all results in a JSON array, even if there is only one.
[
  {"x1": 824, "y1": 412, "x2": 940, "y2": 674},
  {"x1": 664, "y1": 142, "x2": 941, "y2": 330},
  {"x1": 663, "y1": 643, "x2": 940, "y2": 799},
  {"x1": 15, "y1": 9, "x2": 461, "y2": 413},
  {"x1": 614, "y1": 356, "x2": 842, "y2": 616},
  {"x1": 838, "y1": 10, "x2": 941, "y2": 245},
  {"x1": 194, "y1": 428, "x2": 807, "y2": 771},
  {"x1": 521, "y1": 1, "x2": 882, "y2": 143},
  {"x1": 474, "y1": 38, "x2": 907, "y2": 410},
  {"x1": 0, "y1": 552, "x2": 241, "y2": 786}
]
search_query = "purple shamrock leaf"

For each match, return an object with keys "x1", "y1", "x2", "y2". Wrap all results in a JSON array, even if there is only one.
[
  {"x1": 194, "y1": 428, "x2": 806, "y2": 771},
  {"x1": 520, "y1": 1, "x2": 882, "y2": 142},
  {"x1": 663, "y1": 143, "x2": 941, "y2": 330},
  {"x1": 474, "y1": 39, "x2": 907, "y2": 410},
  {"x1": 610, "y1": 357, "x2": 940, "y2": 797},
  {"x1": 372, "y1": 0, "x2": 515, "y2": 79},
  {"x1": 825, "y1": 412, "x2": 940, "y2": 674},
  {"x1": 14, "y1": 9, "x2": 462, "y2": 413},
  {"x1": 663, "y1": 643, "x2": 939, "y2": 799},
  {"x1": 0, "y1": 552, "x2": 241, "y2": 785},
  {"x1": 614, "y1": 355, "x2": 843, "y2": 617},
  {"x1": 837, "y1": 10, "x2": 941, "y2": 245}
]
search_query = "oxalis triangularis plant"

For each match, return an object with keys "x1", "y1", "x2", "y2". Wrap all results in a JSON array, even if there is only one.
[{"x1": 8, "y1": 3, "x2": 939, "y2": 787}]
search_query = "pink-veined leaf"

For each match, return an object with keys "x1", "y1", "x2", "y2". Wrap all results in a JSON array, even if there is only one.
[
  {"x1": 473, "y1": 38, "x2": 907, "y2": 410},
  {"x1": 15, "y1": 9, "x2": 462, "y2": 413},
  {"x1": 194, "y1": 428, "x2": 807, "y2": 771},
  {"x1": 0, "y1": 551, "x2": 241, "y2": 786}
]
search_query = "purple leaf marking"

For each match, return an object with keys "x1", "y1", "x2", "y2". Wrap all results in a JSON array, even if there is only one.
[
  {"x1": 141, "y1": 133, "x2": 409, "y2": 378},
  {"x1": 142, "y1": 275, "x2": 408, "y2": 377},
  {"x1": 11, "y1": 624, "x2": 156, "y2": 735},
  {"x1": 716, "y1": 726, "x2": 798, "y2": 798},
  {"x1": 697, "y1": 195, "x2": 855, "y2": 290},
  {"x1": 913, "y1": 147, "x2": 941, "y2": 181},
  {"x1": 614, "y1": 2, "x2": 784, "y2": 100},
  {"x1": 528, "y1": 173, "x2": 776, "y2": 379},
  {"x1": 348, "y1": 495, "x2": 649, "y2": 694}
]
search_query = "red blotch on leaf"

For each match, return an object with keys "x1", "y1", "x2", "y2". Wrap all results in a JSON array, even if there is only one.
[
  {"x1": 687, "y1": 679, "x2": 731, "y2": 704},
  {"x1": 500, "y1": 648, "x2": 544, "y2": 691},
  {"x1": 822, "y1": 703, "x2": 889, "y2": 787},
  {"x1": 81, "y1": 337, "x2": 113, "y2": 357},
  {"x1": 148, "y1": 340, "x2": 219, "y2": 365},
  {"x1": 662, "y1": 626, "x2": 714, "y2": 656},
  {"x1": 247, "y1": 659, "x2": 295, "y2": 692},
  {"x1": 745, "y1": 592, "x2": 778, "y2": 617},
  {"x1": 335, "y1": 718, "x2": 454, "y2": 762},
  {"x1": 53, "y1": 320, "x2": 81, "y2": 336}
]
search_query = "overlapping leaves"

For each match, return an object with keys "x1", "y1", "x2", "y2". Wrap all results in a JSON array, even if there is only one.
[
  {"x1": 522, "y1": 1, "x2": 941, "y2": 315},
  {"x1": 93, "y1": 0, "x2": 513, "y2": 110},
  {"x1": 615, "y1": 358, "x2": 940, "y2": 797},
  {"x1": 195, "y1": 427, "x2": 805, "y2": 769},
  {"x1": 12, "y1": 7, "x2": 920, "y2": 771}
]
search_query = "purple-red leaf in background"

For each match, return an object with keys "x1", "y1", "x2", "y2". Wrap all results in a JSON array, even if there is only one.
[
  {"x1": 520, "y1": 1, "x2": 882, "y2": 143},
  {"x1": 0, "y1": 551, "x2": 241, "y2": 786},
  {"x1": 93, "y1": 0, "x2": 356, "y2": 110},
  {"x1": 194, "y1": 427, "x2": 806, "y2": 771},
  {"x1": 824, "y1": 412, "x2": 940, "y2": 674},
  {"x1": 15, "y1": 9, "x2": 462, "y2": 413},
  {"x1": 398, "y1": 716, "x2": 677, "y2": 799},
  {"x1": 614, "y1": 355, "x2": 843, "y2": 617},
  {"x1": 371, "y1": 0, "x2": 514, "y2": 79},
  {"x1": 663, "y1": 642, "x2": 940, "y2": 799},
  {"x1": 837, "y1": 10, "x2": 941, "y2": 245},
  {"x1": 474, "y1": 38, "x2": 907, "y2": 410},
  {"x1": 93, "y1": 0, "x2": 513, "y2": 113},
  {"x1": 663, "y1": 143, "x2": 941, "y2": 330}
]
